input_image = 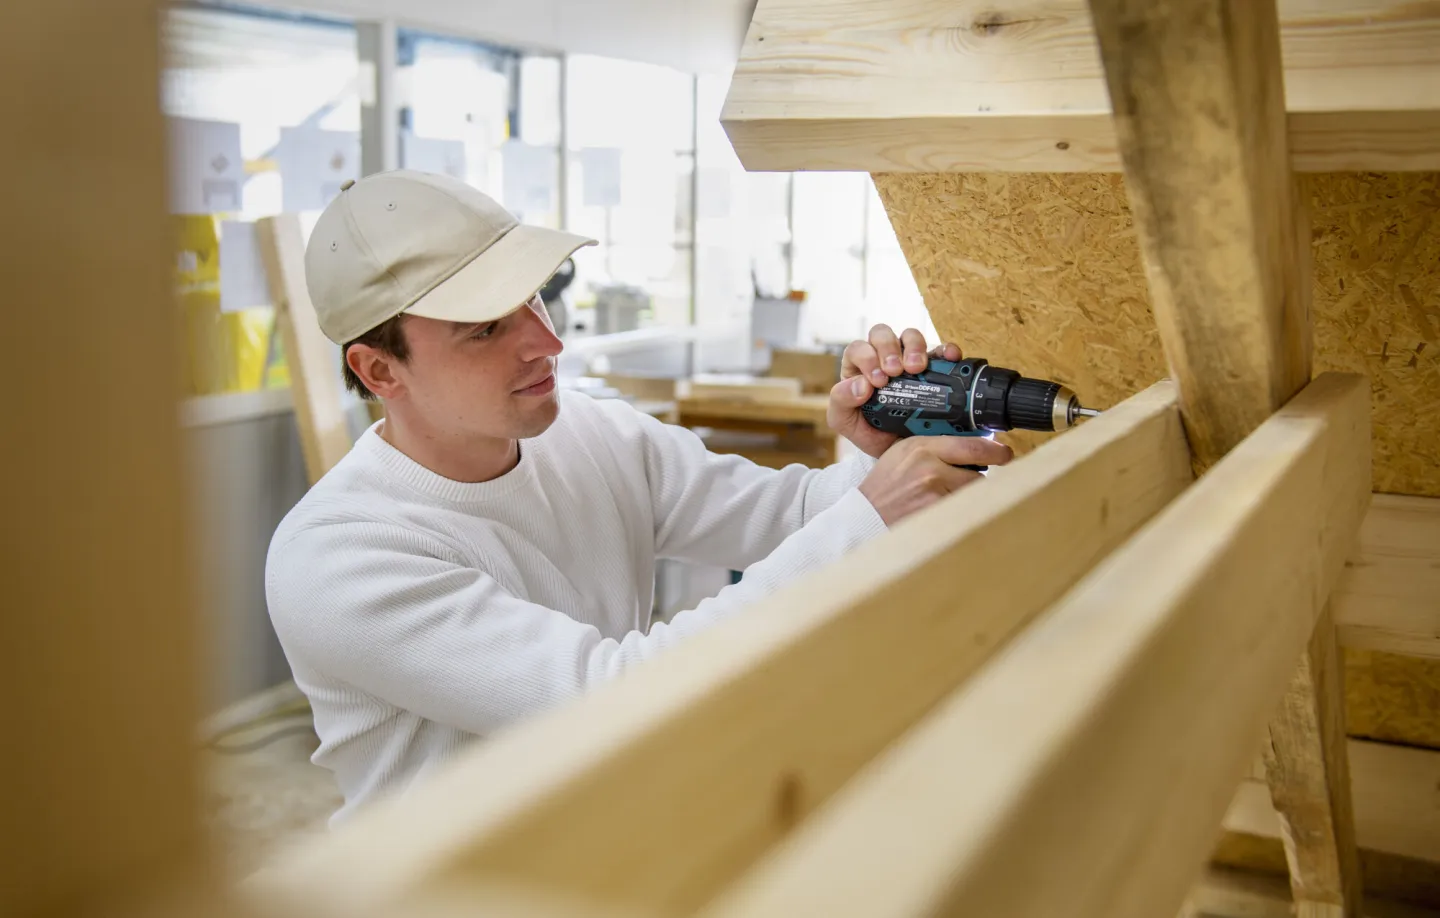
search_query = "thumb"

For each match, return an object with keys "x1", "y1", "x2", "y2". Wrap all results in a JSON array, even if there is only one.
[{"x1": 836, "y1": 375, "x2": 875, "y2": 406}]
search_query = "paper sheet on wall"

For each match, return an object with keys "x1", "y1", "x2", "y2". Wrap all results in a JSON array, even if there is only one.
[
  {"x1": 401, "y1": 133, "x2": 468, "y2": 181},
  {"x1": 167, "y1": 118, "x2": 245, "y2": 215},
  {"x1": 277, "y1": 126, "x2": 360, "y2": 213},
  {"x1": 579, "y1": 147, "x2": 622, "y2": 208},
  {"x1": 218, "y1": 220, "x2": 270, "y2": 313},
  {"x1": 501, "y1": 141, "x2": 557, "y2": 214}
]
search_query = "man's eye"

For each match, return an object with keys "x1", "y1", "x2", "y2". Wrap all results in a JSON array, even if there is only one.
[{"x1": 471, "y1": 323, "x2": 497, "y2": 340}]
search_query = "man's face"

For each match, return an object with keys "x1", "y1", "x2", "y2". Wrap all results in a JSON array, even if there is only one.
[{"x1": 385, "y1": 294, "x2": 564, "y2": 441}]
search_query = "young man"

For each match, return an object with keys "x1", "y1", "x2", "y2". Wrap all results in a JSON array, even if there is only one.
[{"x1": 265, "y1": 169, "x2": 1010, "y2": 822}]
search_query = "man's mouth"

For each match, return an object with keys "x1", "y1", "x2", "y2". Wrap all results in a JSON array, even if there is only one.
[{"x1": 514, "y1": 368, "x2": 556, "y2": 396}]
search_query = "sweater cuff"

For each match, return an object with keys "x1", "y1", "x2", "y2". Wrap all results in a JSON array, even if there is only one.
[{"x1": 829, "y1": 485, "x2": 890, "y2": 544}]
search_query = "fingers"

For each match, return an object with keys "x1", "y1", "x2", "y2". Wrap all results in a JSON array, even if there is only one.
[
  {"x1": 919, "y1": 435, "x2": 1015, "y2": 470},
  {"x1": 868, "y1": 323, "x2": 903, "y2": 377},
  {"x1": 899, "y1": 327, "x2": 929, "y2": 373},
  {"x1": 938, "y1": 463, "x2": 985, "y2": 491},
  {"x1": 928, "y1": 341, "x2": 963, "y2": 362},
  {"x1": 843, "y1": 339, "x2": 887, "y2": 387}
]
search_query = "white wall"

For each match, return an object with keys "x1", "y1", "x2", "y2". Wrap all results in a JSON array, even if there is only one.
[
  {"x1": 253, "y1": 0, "x2": 756, "y2": 75},
  {"x1": 183, "y1": 398, "x2": 374, "y2": 713}
]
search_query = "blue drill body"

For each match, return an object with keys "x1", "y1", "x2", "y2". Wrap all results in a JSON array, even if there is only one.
[{"x1": 859, "y1": 356, "x2": 1094, "y2": 441}]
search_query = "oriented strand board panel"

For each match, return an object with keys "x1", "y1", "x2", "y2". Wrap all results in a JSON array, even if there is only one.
[
  {"x1": 874, "y1": 172, "x2": 1163, "y2": 460},
  {"x1": 1345, "y1": 649, "x2": 1440, "y2": 751},
  {"x1": 875, "y1": 171, "x2": 1440, "y2": 496},
  {"x1": 1311, "y1": 173, "x2": 1440, "y2": 498}
]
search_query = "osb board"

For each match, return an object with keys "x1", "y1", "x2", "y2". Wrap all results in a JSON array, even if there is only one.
[
  {"x1": 1345, "y1": 649, "x2": 1440, "y2": 751},
  {"x1": 1212, "y1": 832, "x2": 1440, "y2": 909},
  {"x1": 873, "y1": 172, "x2": 1440, "y2": 497}
]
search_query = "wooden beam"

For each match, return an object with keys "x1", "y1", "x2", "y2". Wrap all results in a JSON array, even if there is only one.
[
  {"x1": 246, "y1": 381, "x2": 1193, "y2": 917},
  {"x1": 0, "y1": 1, "x2": 214, "y2": 915},
  {"x1": 257, "y1": 214, "x2": 353, "y2": 485},
  {"x1": 1263, "y1": 604, "x2": 1365, "y2": 918},
  {"x1": 1088, "y1": 1, "x2": 1360, "y2": 913},
  {"x1": 1089, "y1": 0, "x2": 1310, "y2": 468},
  {"x1": 697, "y1": 372, "x2": 1371, "y2": 918},
  {"x1": 1227, "y1": 739, "x2": 1440, "y2": 867},
  {"x1": 720, "y1": 0, "x2": 1440, "y2": 173},
  {"x1": 1334, "y1": 495, "x2": 1440, "y2": 661},
  {"x1": 1183, "y1": 867, "x2": 1439, "y2": 918}
]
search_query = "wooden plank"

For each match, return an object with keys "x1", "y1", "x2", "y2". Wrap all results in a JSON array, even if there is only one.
[
  {"x1": 245, "y1": 380, "x2": 1193, "y2": 917},
  {"x1": 674, "y1": 394, "x2": 831, "y2": 427},
  {"x1": 1089, "y1": 0, "x2": 1311, "y2": 469},
  {"x1": 765, "y1": 349, "x2": 840, "y2": 395},
  {"x1": 1263, "y1": 604, "x2": 1365, "y2": 917},
  {"x1": 685, "y1": 374, "x2": 804, "y2": 401},
  {"x1": 257, "y1": 214, "x2": 353, "y2": 485},
  {"x1": 1334, "y1": 495, "x2": 1440, "y2": 661},
  {"x1": 1183, "y1": 867, "x2": 1440, "y2": 918},
  {"x1": 721, "y1": 0, "x2": 1440, "y2": 173},
  {"x1": 1212, "y1": 833, "x2": 1440, "y2": 912},
  {"x1": 1227, "y1": 738, "x2": 1440, "y2": 868},
  {"x1": 699, "y1": 372, "x2": 1371, "y2": 918},
  {"x1": 1089, "y1": 2, "x2": 1358, "y2": 912},
  {"x1": 0, "y1": 0, "x2": 208, "y2": 914}
]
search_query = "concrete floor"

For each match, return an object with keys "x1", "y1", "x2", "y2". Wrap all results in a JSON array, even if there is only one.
[{"x1": 200, "y1": 695, "x2": 342, "y2": 879}]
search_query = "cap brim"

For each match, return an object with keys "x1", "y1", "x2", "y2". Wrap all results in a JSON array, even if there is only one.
[{"x1": 403, "y1": 224, "x2": 596, "y2": 326}]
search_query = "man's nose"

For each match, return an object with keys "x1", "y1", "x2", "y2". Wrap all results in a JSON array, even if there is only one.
[{"x1": 517, "y1": 296, "x2": 564, "y2": 360}]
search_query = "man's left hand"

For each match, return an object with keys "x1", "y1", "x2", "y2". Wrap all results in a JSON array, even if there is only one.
[{"x1": 827, "y1": 324, "x2": 963, "y2": 459}]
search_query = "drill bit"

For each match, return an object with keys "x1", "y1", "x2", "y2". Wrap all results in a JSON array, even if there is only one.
[{"x1": 1075, "y1": 407, "x2": 1101, "y2": 418}]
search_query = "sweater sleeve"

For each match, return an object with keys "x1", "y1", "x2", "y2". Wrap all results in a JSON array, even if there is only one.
[
  {"x1": 266, "y1": 489, "x2": 887, "y2": 736},
  {"x1": 602, "y1": 399, "x2": 877, "y2": 570}
]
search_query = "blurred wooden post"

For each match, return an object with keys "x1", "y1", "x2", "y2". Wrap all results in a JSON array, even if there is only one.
[{"x1": 0, "y1": 1, "x2": 225, "y2": 915}]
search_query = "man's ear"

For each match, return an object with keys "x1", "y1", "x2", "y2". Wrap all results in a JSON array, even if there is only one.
[{"x1": 346, "y1": 344, "x2": 406, "y2": 400}]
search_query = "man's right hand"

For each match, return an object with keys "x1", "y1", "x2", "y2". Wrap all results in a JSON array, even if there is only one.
[{"x1": 858, "y1": 436, "x2": 1014, "y2": 527}]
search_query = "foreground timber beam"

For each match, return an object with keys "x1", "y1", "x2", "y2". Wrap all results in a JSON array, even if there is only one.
[
  {"x1": 720, "y1": 0, "x2": 1440, "y2": 173},
  {"x1": 1089, "y1": 0, "x2": 1361, "y2": 911},
  {"x1": 247, "y1": 381, "x2": 1192, "y2": 917},
  {"x1": 698, "y1": 372, "x2": 1371, "y2": 918}
]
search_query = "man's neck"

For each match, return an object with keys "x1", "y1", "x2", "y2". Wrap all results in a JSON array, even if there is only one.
[{"x1": 376, "y1": 407, "x2": 519, "y2": 484}]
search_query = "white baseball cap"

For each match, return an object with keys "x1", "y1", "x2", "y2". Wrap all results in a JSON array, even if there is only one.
[{"x1": 303, "y1": 169, "x2": 596, "y2": 344}]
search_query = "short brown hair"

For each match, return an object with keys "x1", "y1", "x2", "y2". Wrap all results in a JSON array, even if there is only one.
[{"x1": 342, "y1": 314, "x2": 410, "y2": 401}]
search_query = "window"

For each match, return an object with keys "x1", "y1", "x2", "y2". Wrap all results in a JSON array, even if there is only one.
[
  {"x1": 564, "y1": 55, "x2": 697, "y2": 330},
  {"x1": 162, "y1": 6, "x2": 361, "y2": 396},
  {"x1": 402, "y1": 33, "x2": 563, "y2": 230},
  {"x1": 690, "y1": 76, "x2": 938, "y2": 366},
  {"x1": 162, "y1": 6, "x2": 360, "y2": 220}
]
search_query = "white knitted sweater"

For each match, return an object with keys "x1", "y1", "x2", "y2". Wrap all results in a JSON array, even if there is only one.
[{"x1": 264, "y1": 390, "x2": 885, "y2": 823}]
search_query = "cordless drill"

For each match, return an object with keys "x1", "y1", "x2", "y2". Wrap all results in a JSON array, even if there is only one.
[{"x1": 860, "y1": 357, "x2": 1100, "y2": 469}]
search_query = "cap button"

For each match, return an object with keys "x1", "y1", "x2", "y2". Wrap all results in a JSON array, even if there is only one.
[{"x1": 340, "y1": 179, "x2": 356, "y2": 191}]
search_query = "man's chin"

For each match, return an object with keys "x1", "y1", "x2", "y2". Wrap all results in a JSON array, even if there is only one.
[{"x1": 516, "y1": 391, "x2": 561, "y2": 439}]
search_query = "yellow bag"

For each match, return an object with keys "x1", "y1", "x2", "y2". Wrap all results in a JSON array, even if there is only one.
[{"x1": 173, "y1": 215, "x2": 281, "y2": 395}]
